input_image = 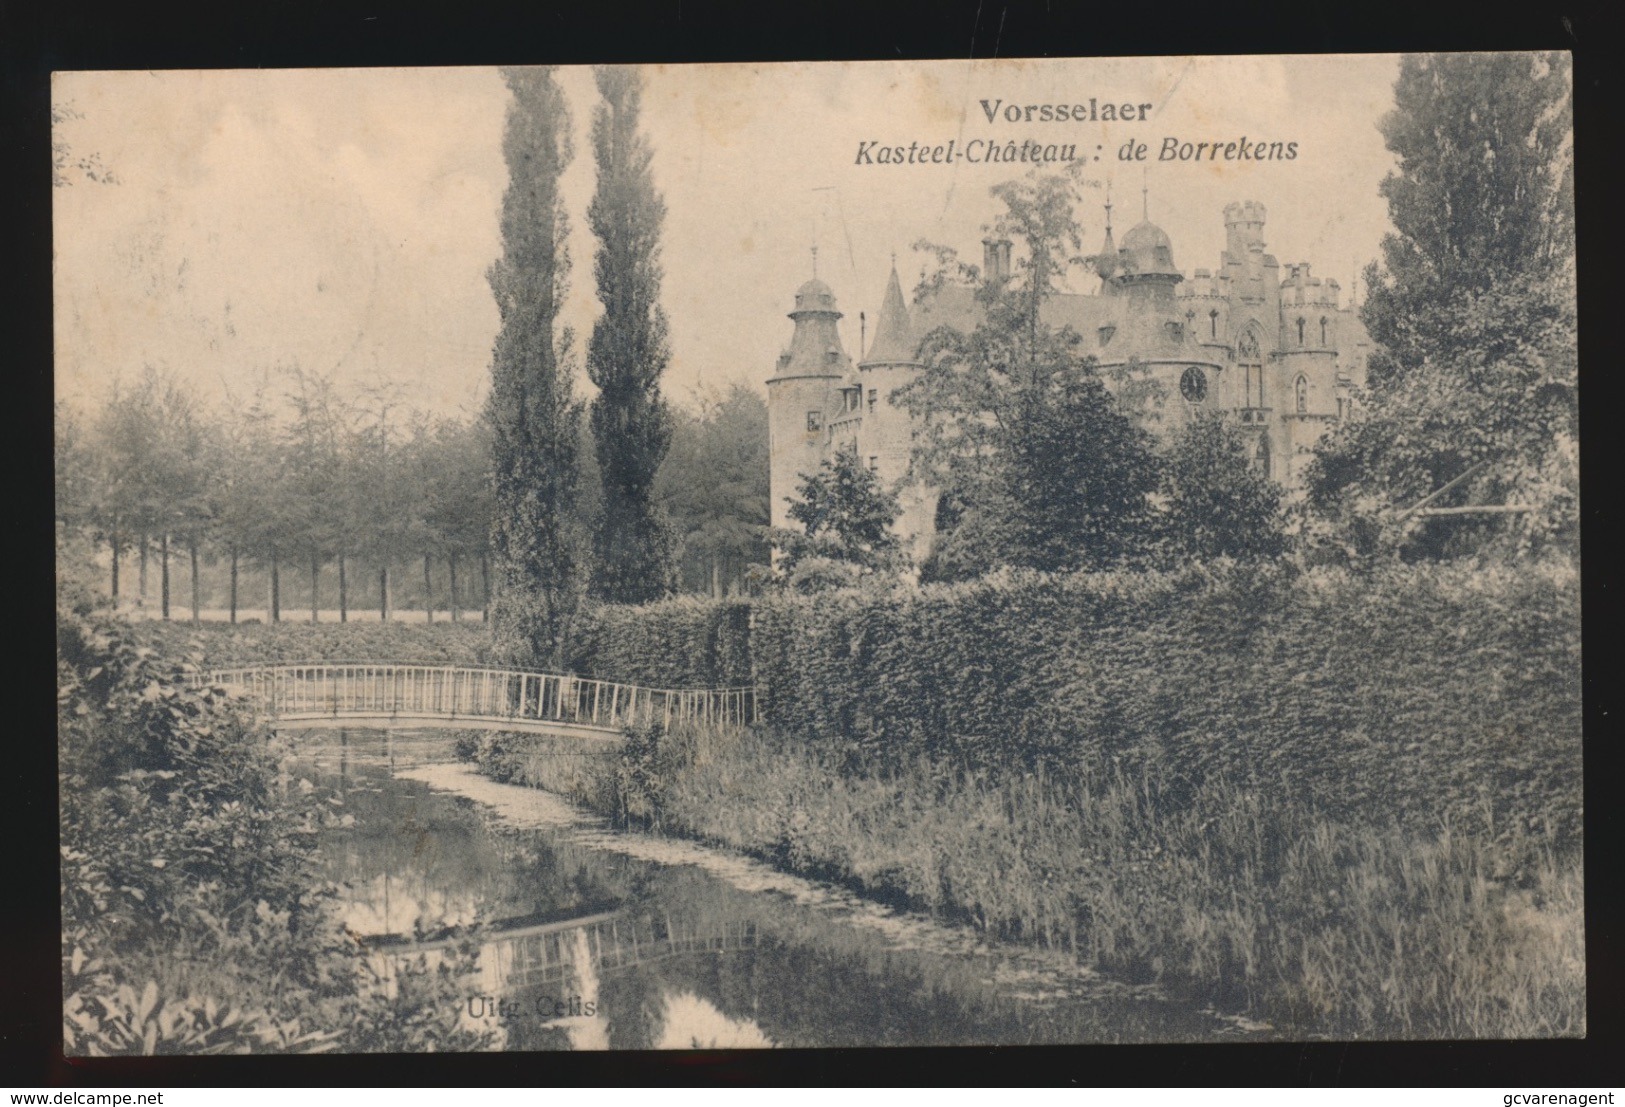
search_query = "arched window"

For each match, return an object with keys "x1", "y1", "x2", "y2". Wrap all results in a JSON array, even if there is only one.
[
  {"x1": 1319, "y1": 316, "x2": 1329, "y2": 346},
  {"x1": 1296, "y1": 317, "x2": 1306, "y2": 346},
  {"x1": 1253, "y1": 435, "x2": 1270, "y2": 477},
  {"x1": 1295, "y1": 375, "x2": 1308, "y2": 414},
  {"x1": 1209, "y1": 309, "x2": 1219, "y2": 338},
  {"x1": 1237, "y1": 329, "x2": 1264, "y2": 411}
]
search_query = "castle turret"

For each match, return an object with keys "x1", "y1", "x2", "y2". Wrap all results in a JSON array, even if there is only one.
[
  {"x1": 1114, "y1": 220, "x2": 1183, "y2": 305},
  {"x1": 858, "y1": 262, "x2": 933, "y2": 562},
  {"x1": 767, "y1": 276, "x2": 852, "y2": 538},
  {"x1": 1221, "y1": 200, "x2": 1278, "y2": 306},
  {"x1": 1224, "y1": 200, "x2": 1267, "y2": 257}
]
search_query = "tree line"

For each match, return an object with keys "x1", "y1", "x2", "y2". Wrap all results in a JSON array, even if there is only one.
[
  {"x1": 53, "y1": 368, "x2": 773, "y2": 624},
  {"x1": 54, "y1": 371, "x2": 495, "y2": 623}
]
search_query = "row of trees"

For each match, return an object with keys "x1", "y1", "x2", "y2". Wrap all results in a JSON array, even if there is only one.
[
  {"x1": 53, "y1": 368, "x2": 775, "y2": 623},
  {"x1": 55, "y1": 370, "x2": 494, "y2": 623},
  {"x1": 487, "y1": 65, "x2": 694, "y2": 665}
]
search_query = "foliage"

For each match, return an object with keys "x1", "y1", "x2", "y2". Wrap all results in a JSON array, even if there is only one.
[
  {"x1": 58, "y1": 606, "x2": 494, "y2": 1054},
  {"x1": 57, "y1": 366, "x2": 499, "y2": 623},
  {"x1": 656, "y1": 384, "x2": 772, "y2": 596},
  {"x1": 771, "y1": 448, "x2": 904, "y2": 586},
  {"x1": 1160, "y1": 413, "x2": 1287, "y2": 562},
  {"x1": 564, "y1": 560, "x2": 1580, "y2": 850},
  {"x1": 52, "y1": 101, "x2": 118, "y2": 187},
  {"x1": 896, "y1": 168, "x2": 1162, "y2": 579},
  {"x1": 586, "y1": 65, "x2": 679, "y2": 605},
  {"x1": 1362, "y1": 52, "x2": 1573, "y2": 377},
  {"x1": 568, "y1": 595, "x2": 754, "y2": 688},
  {"x1": 463, "y1": 559, "x2": 1584, "y2": 1039},
  {"x1": 1306, "y1": 52, "x2": 1577, "y2": 560},
  {"x1": 487, "y1": 66, "x2": 587, "y2": 666},
  {"x1": 658, "y1": 727, "x2": 1582, "y2": 1038}
]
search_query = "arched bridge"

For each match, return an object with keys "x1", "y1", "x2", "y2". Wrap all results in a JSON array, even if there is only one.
[{"x1": 203, "y1": 663, "x2": 759, "y2": 739}]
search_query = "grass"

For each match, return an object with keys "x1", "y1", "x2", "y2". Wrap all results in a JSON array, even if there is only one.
[{"x1": 463, "y1": 723, "x2": 1584, "y2": 1039}]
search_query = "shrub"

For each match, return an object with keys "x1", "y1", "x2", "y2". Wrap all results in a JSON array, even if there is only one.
[
  {"x1": 59, "y1": 607, "x2": 494, "y2": 1054},
  {"x1": 559, "y1": 560, "x2": 1581, "y2": 850}
]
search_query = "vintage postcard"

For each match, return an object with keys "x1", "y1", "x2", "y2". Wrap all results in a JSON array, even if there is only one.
[{"x1": 54, "y1": 53, "x2": 1579, "y2": 1053}]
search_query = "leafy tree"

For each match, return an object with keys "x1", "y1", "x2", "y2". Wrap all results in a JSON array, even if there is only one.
[
  {"x1": 421, "y1": 415, "x2": 495, "y2": 621},
  {"x1": 1160, "y1": 414, "x2": 1287, "y2": 562},
  {"x1": 282, "y1": 370, "x2": 350, "y2": 623},
  {"x1": 585, "y1": 66, "x2": 677, "y2": 604},
  {"x1": 1305, "y1": 52, "x2": 1576, "y2": 560},
  {"x1": 656, "y1": 384, "x2": 771, "y2": 596},
  {"x1": 84, "y1": 371, "x2": 210, "y2": 615},
  {"x1": 772, "y1": 449, "x2": 903, "y2": 590},
  {"x1": 1361, "y1": 52, "x2": 1573, "y2": 384},
  {"x1": 351, "y1": 392, "x2": 419, "y2": 622},
  {"x1": 209, "y1": 393, "x2": 281, "y2": 623},
  {"x1": 897, "y1": 167, "x2": 1161, "y2": 579},
  {"x1": 487, "y1": 66, "x2": 585, "y2": 665},
  {"x1": 55, "y1": 402, "x2": 93, "y2": 533}
]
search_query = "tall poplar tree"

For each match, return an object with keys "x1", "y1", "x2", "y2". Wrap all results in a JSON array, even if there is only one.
[
  {"x1": 1304, "y1": 52, "x2": 1576, "y2": 559},
  {"x1": 487, "y1": 67, "x2": 585, "y2": 665},
  {"x1": 585, "y1": 65, "x2": 677, "y2": 604}
]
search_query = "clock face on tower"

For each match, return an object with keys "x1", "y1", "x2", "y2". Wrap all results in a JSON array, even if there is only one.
[{"x1": 1180, "y1": 366, "x2": 1208, "y2": 403}]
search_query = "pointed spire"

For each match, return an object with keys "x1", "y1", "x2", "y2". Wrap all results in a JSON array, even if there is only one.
[
  {"x1": 1094, "y1": 182, "x2": 1119, "y2": 282},
  {"x1": 1141, "y1": 168, "x2": 1149, "y2": 220},
  {"x1": 861, "y1": 261, "x2": 916, "y2": 366},
  {"x1": 811, "y1": 244, "x2": 819, "y2": 279}
]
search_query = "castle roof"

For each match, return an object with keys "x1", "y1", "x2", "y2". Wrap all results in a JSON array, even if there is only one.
[
  {"x1": 1093, "y1": 223, "x2": 1119, "y2": 280},
  {"x1": 1118, "y1": 219, "x2": 1180, "y2": 279},
  {"x1": 906, "y1": 281, "x2": 1203, "y2": 364},
  {"x1": 792, "y1": 278, "x2": 840, "y2": 316},
  {"x1": 771, "y1": 278, "x2": 851, "y2": 382},
  {"x1": 860, "y1": 266, "x2": 917, "y2": 366}
]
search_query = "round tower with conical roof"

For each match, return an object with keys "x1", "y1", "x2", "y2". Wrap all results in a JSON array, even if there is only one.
[
  {"x1": 858, "y1": 261, "x2": 934, "y2": 563},
  {"x1": 766, "y1": 275, "x2": 852, "y2": 539}
]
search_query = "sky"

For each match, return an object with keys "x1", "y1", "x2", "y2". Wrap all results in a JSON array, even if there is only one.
[{"x1": 53, "y1": 55, "x2": 1400, "y2": 420}]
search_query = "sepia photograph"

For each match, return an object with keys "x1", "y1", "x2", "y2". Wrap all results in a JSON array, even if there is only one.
[{"x1": 52, "y1": 51, "x2": 1580, "y2": 1054}]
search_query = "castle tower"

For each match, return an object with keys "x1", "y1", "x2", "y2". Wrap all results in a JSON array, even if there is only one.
[
  {"x1": 1275, "y1": 261, "x2": 1352, "y2": 488},
  {"x1": 766, "y1": 275, "x2": 851, "y2": 537},
  {"x1": 1221, "y1": 200, "x2": 1277, "y2": 307},
  {"x1": 858, "y1": 261, "x2": 933, "y2": 562},
  {"x1": 1114, "y1": 219, "x2": 1183, "y2": 306}
]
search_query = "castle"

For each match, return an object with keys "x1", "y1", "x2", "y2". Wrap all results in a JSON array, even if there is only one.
[{"x1": 766, "y1": 200, "x2": 1373, "y2": 564}]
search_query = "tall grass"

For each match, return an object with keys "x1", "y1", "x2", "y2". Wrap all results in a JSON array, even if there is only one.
[{"x1": 465, "y1": 724, "x2": 1584, "y2": 1039}]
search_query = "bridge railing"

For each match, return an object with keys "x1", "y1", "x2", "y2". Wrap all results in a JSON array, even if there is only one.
[{"x1": 202, "y1": 664, "x2": 759, "y2": 732}]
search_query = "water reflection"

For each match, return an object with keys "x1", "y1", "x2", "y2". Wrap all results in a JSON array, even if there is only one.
[{"x1": 297, "y1": 728, "x2": 1264, "y2": 1050}]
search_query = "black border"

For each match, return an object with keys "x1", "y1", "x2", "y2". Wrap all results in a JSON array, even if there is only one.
[{"x1": 7, "y1": 0, "x2": 1617, "y2": 1088}]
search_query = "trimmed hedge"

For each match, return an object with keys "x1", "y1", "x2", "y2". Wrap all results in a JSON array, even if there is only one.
[
  {"x1": 567, "y1": 596, "x2": 754, "y2": 689},
  {"x1": 566, "y1": 562, "x2": 1582, "y2": 847}
]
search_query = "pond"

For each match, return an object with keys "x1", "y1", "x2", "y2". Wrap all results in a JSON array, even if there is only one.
[{"x1": 296, "y1": 728, "x2": 1273, "y2": 1050}]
